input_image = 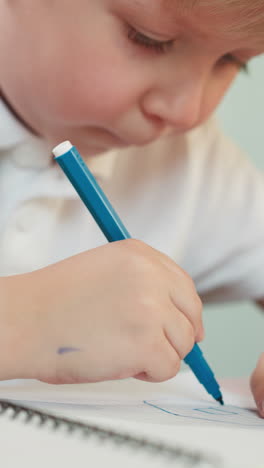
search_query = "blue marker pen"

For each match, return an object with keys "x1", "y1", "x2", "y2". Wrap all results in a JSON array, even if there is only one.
[{"x1": 53, "y1": 141, "x2": 224, "y2": 406}]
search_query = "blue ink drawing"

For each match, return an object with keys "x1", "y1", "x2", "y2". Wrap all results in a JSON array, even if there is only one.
[
  {"x1": 193, "y1": 407, "x2": 238, "y2": 416},
  {"x1": 143, "y1": 401, "x2": 264, "y2": 427}
]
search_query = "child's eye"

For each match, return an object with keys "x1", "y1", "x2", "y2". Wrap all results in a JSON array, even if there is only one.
[
  {"x1": 126, "y1": 25, "x2": 249, "y2": 73},
  {"x1": 220, "y1": 54, "x2": 249, "y2": 73},
  {"x1": 127, "y1": 26, "x2": 174, "y2": 54}
]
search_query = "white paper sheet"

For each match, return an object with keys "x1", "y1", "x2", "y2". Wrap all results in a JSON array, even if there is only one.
[{"x1": 0, "y1": 371, "x2": 263, "y2": 468}]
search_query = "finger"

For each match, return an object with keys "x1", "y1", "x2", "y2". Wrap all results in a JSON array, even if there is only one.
[
  {"x1": 128, "y1": 239, "x2": 196, "y2": 287},
  {"x1": 125, "y1": 239, "x2": 204, "y2": 340},
  {"x1": 164, "y1": 307, "x2": 196, "y2": 359},
  {"x1": 250, "y1": 353, "x2": 264, "y2": 417},
  {"x1": 134, "y1": 337, "x2": 181, "y2": 383},
  {"x1": 168, "y1": 283, "x2": 204, "y2": 342},
  {"x1": 128, "y1": 239, "x2": 184, "y2": 274}
]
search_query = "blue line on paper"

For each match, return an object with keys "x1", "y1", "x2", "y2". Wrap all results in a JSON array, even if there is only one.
[
  {"x1": 143, "y1": 401, "x2": 261, "y2": 427},
  {"x1": 193, "y1": 407, "x2": 238, "y2": 416}
]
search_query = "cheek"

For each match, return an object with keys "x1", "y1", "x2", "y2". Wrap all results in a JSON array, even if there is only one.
[
  {"x1": 41, "y1": 43, "x2": 143, "y2": 127},
  {"x1": 199, "y1": 67, "x2": 239, "y2": 123},
  {"x1": 1, "y1": 7, "x2": 145, "y2": 131},
  {"x1": 57, "y1": 56, "x2": 133, "y2": 123}
]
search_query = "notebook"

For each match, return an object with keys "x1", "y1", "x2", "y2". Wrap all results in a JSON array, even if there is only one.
[{"x1": 0, "y1": 371, "x2": 263, "y2": 468}]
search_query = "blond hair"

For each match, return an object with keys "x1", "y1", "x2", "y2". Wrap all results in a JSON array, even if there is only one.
[
  {"x1": 163, "y1": 0, "x2": 264, "y2": 43},
  {"x1": 205, "y1": 1, "x2": 264, "y2": 41}
]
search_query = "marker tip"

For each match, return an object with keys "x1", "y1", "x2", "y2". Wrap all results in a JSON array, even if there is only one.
[{"x1": 217, "y1": 396, "x2": 224, "y2": 406}]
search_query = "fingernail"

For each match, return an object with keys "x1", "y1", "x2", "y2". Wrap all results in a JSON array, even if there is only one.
[{"x1": 257, "y1": 401, "x2": 264, "y2": 418}]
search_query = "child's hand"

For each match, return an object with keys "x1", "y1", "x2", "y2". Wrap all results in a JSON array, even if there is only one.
[
  {"x1": 250, "y1": 353, "x2": 264, "y2": 417},
  {"x1": 3, "y1": 240, "x2": 204, "y2": 384}
]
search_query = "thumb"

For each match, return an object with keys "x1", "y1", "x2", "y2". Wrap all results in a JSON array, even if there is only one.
[{"x1": 250, "y1": 353, "x2": 264, "y2": 418}]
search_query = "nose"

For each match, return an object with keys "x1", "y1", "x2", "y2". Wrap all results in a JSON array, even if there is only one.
[{"x1": 142, "y1": 72, "x2": 207, "y2": 132}]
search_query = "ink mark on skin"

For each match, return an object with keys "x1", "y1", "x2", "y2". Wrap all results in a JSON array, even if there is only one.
[{"x1": 57, "y1": 347, "x2": 82, "y2": 355}]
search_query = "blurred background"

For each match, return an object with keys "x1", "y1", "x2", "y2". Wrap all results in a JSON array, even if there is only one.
[{"x1": 199, "y1": 55, "x2": 264, "y2": 378}]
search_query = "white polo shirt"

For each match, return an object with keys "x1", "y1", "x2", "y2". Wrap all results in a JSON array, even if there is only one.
[{"x1": 0, "y1": 99, "x2": 264, "y2": 302}]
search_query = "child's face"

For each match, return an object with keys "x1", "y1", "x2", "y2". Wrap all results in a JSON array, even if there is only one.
[{"x1": 1, "y1": 0, "x2": 263, "y2": 155}]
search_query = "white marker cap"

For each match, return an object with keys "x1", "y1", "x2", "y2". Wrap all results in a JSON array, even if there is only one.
[{"x1": 52, "y1": 141, "x2": 73, "y2": 158}]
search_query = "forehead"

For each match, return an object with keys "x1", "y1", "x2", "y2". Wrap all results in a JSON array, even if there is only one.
[{"x1": 160, "y1": 0, "x2": 264, "y2": 46}]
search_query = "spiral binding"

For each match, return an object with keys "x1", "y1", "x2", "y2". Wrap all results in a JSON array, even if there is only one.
[{"x1": 0, "y1": 400, "x2": 221, "y2": 467}]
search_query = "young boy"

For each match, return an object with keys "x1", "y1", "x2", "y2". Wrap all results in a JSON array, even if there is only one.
[{"x1": 0, "y1": 0, "x2": 263, "y2": 415}]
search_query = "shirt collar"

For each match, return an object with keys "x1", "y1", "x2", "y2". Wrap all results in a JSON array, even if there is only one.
[{"x1": 0, "y1": 98, "x2": 117, "y2": 180}]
